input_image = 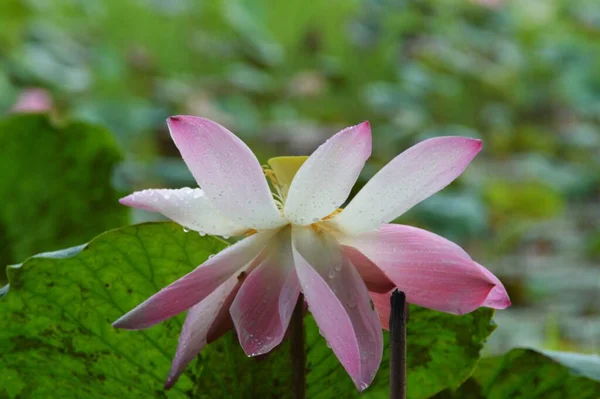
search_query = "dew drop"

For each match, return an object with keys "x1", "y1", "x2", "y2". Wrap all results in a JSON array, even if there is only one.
[
  {"x1": 348, "y1": 294, "x2": 357, "y2": 308},
  {"x1": 182, "y1": 228, "x2": 189, "y2": 233},
  {"x1": 334, "y1": 263, "x2": 342, "y2": 272},
  {"x1": 328, "y1": 268, "x2": 335, "y2": 279}
]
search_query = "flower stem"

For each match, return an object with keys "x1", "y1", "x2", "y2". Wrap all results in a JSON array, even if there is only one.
[
  {"x1": 389, "y1": 290, "x2": 408, "y2": 399},
  {"x1": 290, "y1": 293, "x2": 306, "y2": 399}
]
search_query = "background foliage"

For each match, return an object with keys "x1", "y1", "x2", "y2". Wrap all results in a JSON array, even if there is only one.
[
  {"x1": 0, "y1": 0, "x2": 599, "y2": 397},
  {"x1": 0, "y1": 115, "x2": 128, "y2": 283}
]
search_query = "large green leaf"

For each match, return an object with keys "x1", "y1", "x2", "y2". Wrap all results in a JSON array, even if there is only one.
[
  {"x1": 1, "y1": 222, "x2": 496, "y2": 398},
  {"x1": 0, "y1": 222, "x2": 227, "y2": 398},
  {"x1": 304, "y1": 307, "x2": 496, "y2": 399},
  {"x1": 0, "y1": 114, "x2": 129, "y2": 283},
  {"x1": 435, "y1": 348, "x2": 600, "y2": 399}
]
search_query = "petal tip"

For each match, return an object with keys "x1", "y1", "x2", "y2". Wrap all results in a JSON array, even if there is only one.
[
  {"x1": 357, "y1": 120, "x2": 372, "y2": 135},
  {"x1": 118, "y1": 195, "x2": 133, "y2": 206},
  {"x1": 111, "y1": 318, "x2": 125, "y2": 329},
  {"x1": 166, "y1": 115, "x2": 189, "y2": 129},
  {"x1": 357, "y1": 381, "x2": 370, "y2": 392},
  {"x1": 118, "y1": 193, "x2": 156, "y2": 212},
  {"x1": 471, "y1": 138, "x2": 483, "y2": 152},
  {"x1": 164, "y1": 376, "x2": 176, "y2": 390},
  {"x1": 355, "y1": 121, "x2": 373, "y2": 155},
  {"x1": 111, "y1": 315, "x2": 140, "y2": 330},
  {"x1": 461, "y1": 137, "x2": 483, "y2": 155},
  {"x1": 167, "y1": 115, "x2": 198, "y2": 129},
  {"x1": 485, "y1": 289, "x2": 511, "y2": 310}
]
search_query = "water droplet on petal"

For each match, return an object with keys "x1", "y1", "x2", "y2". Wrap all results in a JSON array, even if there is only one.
[
  {"x1": 183, "y1": 228, "x2": 189, "y2": 233},
  {"x1": 328, "y1": 268, "x2": 335, "y2": 279},
  {"x1": 348, "y1": 294, "x2": 357, "y2": 308}
]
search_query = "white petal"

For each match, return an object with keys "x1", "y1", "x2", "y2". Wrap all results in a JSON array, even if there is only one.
[
  {"x1": 120, "y1": 188, "x2": 247, "y2": 236},
  {"x1": 292, "y1": 226, "x2": 382, "y2": 391},
  {"x1": 284, "y1": 122, "x2": 371, "y2": 225},
  {"x1": 168, "y1": 116, "x2": 286, "y2": 230},
  {"x1": 164, "y1": 274, "x2": 241, "y2": 389},
  {"x1": 332, "y1": 136, "x2": 482, "y2": 235}
]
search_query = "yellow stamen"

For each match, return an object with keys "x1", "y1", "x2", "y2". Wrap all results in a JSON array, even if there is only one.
[
  {"x1": 244, "y1": 229, "x2": 258, "y2": 237},
  {"x1": 263, "y1": 167, "x2": 279, "y2": 189},
  {"x1": 266, "y1": 156, "x2": 309, "y2": 198},
  {"x1": 322, "y1": 208, "x2": 343, "y2": 221}
]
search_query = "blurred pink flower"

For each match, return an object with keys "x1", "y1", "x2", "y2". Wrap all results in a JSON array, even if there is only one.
[
  {"x1": 10, "y1": 88, "x2": 53, "y2": 114},
  {"x1": 113, "y1": 116, "x2": 510, "y2": 390}
]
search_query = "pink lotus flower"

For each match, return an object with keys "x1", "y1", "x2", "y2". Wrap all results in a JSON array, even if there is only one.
[
  {"x1": 113, "y1": 116, "x2": 510, "y2": 390},
  {"x1": 10, "y1": 88, "x2": 53, "y2": 114}
]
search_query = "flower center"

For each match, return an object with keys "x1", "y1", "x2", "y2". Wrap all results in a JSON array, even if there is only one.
[
  {"x1": 263, "y1": 156, "x2": 341, "y2": 232},
  {"x1": 264, "y1": 156, "x2": 308, "y2": 206}
]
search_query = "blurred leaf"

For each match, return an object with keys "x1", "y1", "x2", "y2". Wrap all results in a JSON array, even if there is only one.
[
  {"x1": 412, "y1": 192, "x2": 489, "y2": 241},
  {"x1": 511, "y1": 125, "x2": 558, "y2": 155},
  {"x1": 540, "y1": 350, "x2": 600, "y2": 381},
  {"x1": 484, "y1": 181, "x2": 565, "y2": 221},
  {"x1": 0, "y1": 0, "x2": 30, "y2": 49},
  {"x1": 1, "y1": 221, "x2": 496, "y2": 398},
  {"x1": 435, "y1": 348, "x2": 600, "y2": 399},
  {"x1": 0, "y1": 114, "x2": 128, "y2": 283}
]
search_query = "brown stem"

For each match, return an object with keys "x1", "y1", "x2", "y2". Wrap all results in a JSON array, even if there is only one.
[
  {"x1": 290, "y1": 293, "x2": 306, "y2": 399},
  {"x1": 389, "y1": 290, "x2": 408, "y2": 399}
]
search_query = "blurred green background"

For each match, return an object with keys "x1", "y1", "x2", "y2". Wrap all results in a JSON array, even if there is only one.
[{"x1": 1, "y1": 0, "x2": 598, "y2": 356}]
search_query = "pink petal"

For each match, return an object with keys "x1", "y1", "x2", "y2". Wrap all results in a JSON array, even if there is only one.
[
  {"x1": 341, "y1": 224, "x2": 510, "y2": 315},
  {"x1": 112, "y1": 232, "x2": 271, "y2": 329},
  {"x1": 292, "y1": 226, "x2": 382, "y2": 391},
  {"x1": 476, "y1": 263, "x2": 511, "y2": 309},
  {"x1": 284, "y1": 122, "x2": 371, "y2": 225},
  {"x1": 167, "y1": 116, "x2": 285, "y2": 230},
  {"x1": 230, "y1": 228, "x2": 300, "y2": 356},
  {"x1": 120, "y1": 188, "x2": 247, "y2": 236},
  {"x1": 369, "y1": 291, "x2": 392, "y2": 330},
  {"x1": 332, "y1": 136, "x2": 482, "y2": 235},
  {"x1": 343, "y1": 245, "x2": 395, "y2": 294},
  {"x1": 165, "y1": 273, "x2": 242, "y2": 389}
]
